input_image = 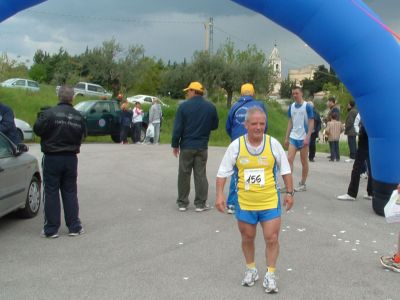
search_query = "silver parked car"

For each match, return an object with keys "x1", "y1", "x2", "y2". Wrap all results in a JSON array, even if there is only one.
[
  {"x1": 0, "y1": 132, "x2": 41, "y2": 218},
  {"x1": 14, "y1": 118, "x2": 34, "y2": 141},
  {"x1": 0, "y1": 78, "x2": 40, "y2": 92},
  {"x1": 127, "y1": 95, "x2": 169, "y2": 107},
  {"x1": 56, "y1": 82, "x2": 112, "y2": 98}
]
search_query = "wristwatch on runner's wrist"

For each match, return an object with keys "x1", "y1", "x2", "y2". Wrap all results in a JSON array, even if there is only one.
[{"x1": 286, "y1": 190, "x2": 295, "y2": 197}]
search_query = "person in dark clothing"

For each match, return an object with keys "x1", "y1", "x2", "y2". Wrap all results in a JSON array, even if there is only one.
[
  {"x1": 34, "y1": 85, "x2": 86, "y2": 238},
  {"x1": 0, "y1": 102, "x2": 20, "y2": 144},
  {"x1": 308, "y1": 101, "x2": 321, "y2": 162},
  {"x1": 344, "y1": 100, "x2": 358, "y2": 160},
  {"x1": 171, "y1": 81, "x2": 219, "y2": 212},
  {"x1": 337, "y1": 119, "x2": 372, "y2": 201},
  {"x1": 120, "y1": 101, "x2": 132, "y2": 144}
]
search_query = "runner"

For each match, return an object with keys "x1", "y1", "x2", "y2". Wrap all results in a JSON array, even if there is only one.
[{"x1": 215, "y1": 106, "x2": 293, "y2": 293}]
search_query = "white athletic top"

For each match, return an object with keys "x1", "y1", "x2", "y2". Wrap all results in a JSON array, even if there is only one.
[
  {"x1": 288, "y1": 102, "x2": 313, "y2": 140},
  {"x1": 217, "y1": 135, "x2": 291, "y2": 178}
]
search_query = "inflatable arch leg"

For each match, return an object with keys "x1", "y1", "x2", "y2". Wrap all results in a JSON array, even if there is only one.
[{"x1": 231, "y1": 0, "x2": 400, "y2": 214}]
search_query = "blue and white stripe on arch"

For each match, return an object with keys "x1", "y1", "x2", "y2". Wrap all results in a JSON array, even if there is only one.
[
  {"x1": 231, "y1": 0, "x2": 400, "y2": 186},
  {"x1": 0, "y1": 0, "x2": 47, "y2": 23}
]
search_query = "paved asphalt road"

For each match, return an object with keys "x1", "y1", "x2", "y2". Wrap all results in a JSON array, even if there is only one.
[{"x1": 0, "y1": 143, "x2": 399, "y2": 300}]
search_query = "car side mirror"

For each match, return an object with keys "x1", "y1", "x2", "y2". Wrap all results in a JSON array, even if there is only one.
[{"x1": 16, "y1": 143, "x2": 29, "y2": 155}]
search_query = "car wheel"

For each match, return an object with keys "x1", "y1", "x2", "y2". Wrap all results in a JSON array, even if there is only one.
[
  {"x1": 111, "y1": 134, "x2": 121, "y2": 143},
  {"x1": 17, "y1": 129, "x2": 24, "y2": 142},
  {"x1": 17, "y1": 176, "x2": 41, "y2": 218}
]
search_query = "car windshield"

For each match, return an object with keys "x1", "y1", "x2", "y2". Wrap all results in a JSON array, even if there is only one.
[
  {"x1": 2, "y1": 79, "x2": 15, "y2": 84},
  {"x1": 74, "y1": 101, "x2": 94, "y2": 112}
]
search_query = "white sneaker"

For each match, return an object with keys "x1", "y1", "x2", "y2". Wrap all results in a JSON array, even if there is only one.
[
  {"x1": 294, "y1": 182, "x2": 306, "y2": 192},
  {"x1": 363, "y1": 194, "x2": 372, "y2": 200},
  {"x1": 178, "y1": 207, "x2": 187, "y2": 212},
  {"x1": 227, "y1": 205, "x2": 235, "y2": 214},
  {"x1": 263, "y1": 272, "x2": 278, "y2": 293},
  {"x1": 195, "y1": 204, "x2": 211, "y2": 212},
  {"x1": 41, "y1": 230, "x2": 59, "y2": 239},
  {"x1": 337, "y1": 194, "x2": 356, "y2": 201},
  {"x1": 69, "y1": 228, "x2": 85, "y2": 236},
  {"x1": 241, "y1": 268, "x2": 259, "y2": 287}
]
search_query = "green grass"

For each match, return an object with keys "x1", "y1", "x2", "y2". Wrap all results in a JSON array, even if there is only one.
[{"x1": 0, "y1": 85, "x2": 349, "y2": 155}]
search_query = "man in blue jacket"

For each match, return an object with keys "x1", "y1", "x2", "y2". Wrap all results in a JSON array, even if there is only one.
[
  {"x1": 225, "y1": 83, "x2": 267, "y2": 214},
  {"x1": 172, "y1": 82, "x2": 219, "y2": 212},
  {"x1": 0, "y1": 102, "x2": 20, "y2": 144}
]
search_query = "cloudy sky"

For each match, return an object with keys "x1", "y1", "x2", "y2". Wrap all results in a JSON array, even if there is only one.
[{"x1": 0, "y1": 0, "x2": 399, "y2": 75}]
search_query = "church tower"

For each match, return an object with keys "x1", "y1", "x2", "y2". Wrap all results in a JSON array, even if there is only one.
[
  {"x1": 268, "y1": 44, "x2": 282, "y2": 96},
  {"x1": 269, "y1": 43, "x2": 282, "y2": 79}
]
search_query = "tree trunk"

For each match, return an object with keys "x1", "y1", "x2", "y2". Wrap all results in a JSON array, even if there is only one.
[{"x1": 226, "y1": 90, "x2": 233, "y2": 109}]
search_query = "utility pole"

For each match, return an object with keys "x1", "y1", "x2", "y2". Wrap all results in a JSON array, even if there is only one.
[{"x1": 204, "y1": 17, "x2": 214, "y2": 54}]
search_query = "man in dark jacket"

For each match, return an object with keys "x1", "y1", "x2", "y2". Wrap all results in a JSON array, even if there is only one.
[
  {"x1": 171, "y1": 81, "x2": 219, "y2": 212},
  {"x1": 34, "y1": 85, "x2": 85, "y2": 238},
  {"x1": 337, "y1": 118, "x2": 372, "y2": 201},
  {"x1": 344, "y1": 100, "x2": 358, "y2": 161},
  {"x1": 308, "y1": 101, "x2": 321, "y2": 162},
  {"x1": 0, "y1": 102, "x2": 20, "y2": 144}
]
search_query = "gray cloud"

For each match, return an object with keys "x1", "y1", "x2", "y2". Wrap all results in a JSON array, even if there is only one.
[{"x1": 0, "y1": 0, "x2": 397, "y2": 76}]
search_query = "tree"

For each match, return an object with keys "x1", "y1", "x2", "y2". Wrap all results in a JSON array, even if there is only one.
[
  {"x1": 190, "y1": 40, "x2": 274, "y2": 107},
  {"x1": 279, "y1": 76, "x2": 295, "y2": 99},
  {"x1": 0, "y1": 53, "x2": 28, "y2": 81},
  {"x1": 301, "y1": 64, "x2": 341, "y2": 97}
]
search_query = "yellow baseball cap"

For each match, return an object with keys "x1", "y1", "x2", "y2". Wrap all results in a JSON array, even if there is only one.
[
  {"x1": 183, "y1": 81, "x2": 204, "y2": 93},
  {"x1": 241, "y1": 83, "x2": 255, "y2": 96}
]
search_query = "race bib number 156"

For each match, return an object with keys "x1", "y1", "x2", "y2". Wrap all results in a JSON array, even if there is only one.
[{"x1": 244, "y1": 168, "x2": 265, "y2": 190}]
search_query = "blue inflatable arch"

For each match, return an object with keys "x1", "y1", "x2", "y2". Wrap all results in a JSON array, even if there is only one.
[
  {"x1": 230, "y1": 0, "x2": 400, "y2": 214},
  {"x1": 1, "y1": 0, "x2": 399, "y2": 213}
]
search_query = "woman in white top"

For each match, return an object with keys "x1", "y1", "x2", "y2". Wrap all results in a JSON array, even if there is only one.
[{"x1": 132, "y1": 102, "x2": 143, "y2": 144}]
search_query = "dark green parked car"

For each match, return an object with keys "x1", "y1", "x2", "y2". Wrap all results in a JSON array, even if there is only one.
[{"x1": 74, "y1": 100, "x2": 148, "y2": 143}]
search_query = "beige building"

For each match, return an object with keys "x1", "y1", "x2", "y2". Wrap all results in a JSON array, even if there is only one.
[{"x1": 288, "y1": 64, "x2": 318, "y2": 86}]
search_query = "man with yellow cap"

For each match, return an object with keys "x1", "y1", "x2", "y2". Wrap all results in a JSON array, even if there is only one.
[
  {"x1": 171, "y1": 82, "x2": 219, "y2": 212},
  {"x1": 225, "y1": 83, "x2": 267, "y2": 214}
]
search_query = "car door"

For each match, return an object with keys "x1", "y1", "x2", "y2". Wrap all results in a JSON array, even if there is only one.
[
  {"x1": 86, "y1": 102, "x2": 113, "y2": 134},
  {"x1": 0, "y1": 134, "x2": 26, "y2": 216},
  {"x1": 87, "y1": 84, "x2": 99, "y2": 97},
  {"x1": 12, "y1": 79, "x2": 27, "y2": 89}
]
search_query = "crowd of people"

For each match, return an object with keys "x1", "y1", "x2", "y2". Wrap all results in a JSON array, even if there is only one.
[
  {"x1": 119, "y1": 95, "x2": 163, "y2": 145},
  {"x1": 1, "y1": 82, "x2": 399, "y2": 296}
]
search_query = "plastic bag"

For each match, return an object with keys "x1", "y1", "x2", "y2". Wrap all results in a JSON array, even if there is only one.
[
  {"x1": 146, "y1": 123, "x2": 154, "y2": 138},
  {"x1": 384, "y1": 189, "x2": 400, "y2": 223}
]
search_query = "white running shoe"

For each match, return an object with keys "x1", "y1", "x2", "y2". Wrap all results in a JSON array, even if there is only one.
[
  {"x1": 241, "y1": 268, "x2": 259, "y2": 287},
  {"x1": 226, "y1": 205, "x2": 235, "y2": 214},
  {"x1": 263, "y1": 272, "x2": 278, "y2": 293},
  {"x1": 294, "y1": 182, "x2": 306, "y2": 192},
  {"x1": 363, "y1": 194, "x2": 372, "y2": 200},
  {"x1": 178, "y1": 207, "x2": 187, "y2": 212},
  {"x1": 337, "y1": 193, "x2": 356, "y2": 201}
]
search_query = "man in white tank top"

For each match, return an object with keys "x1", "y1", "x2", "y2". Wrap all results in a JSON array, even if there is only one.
[{"x1": 284, "y1": 87, "x2": 314, "y2": 192}]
